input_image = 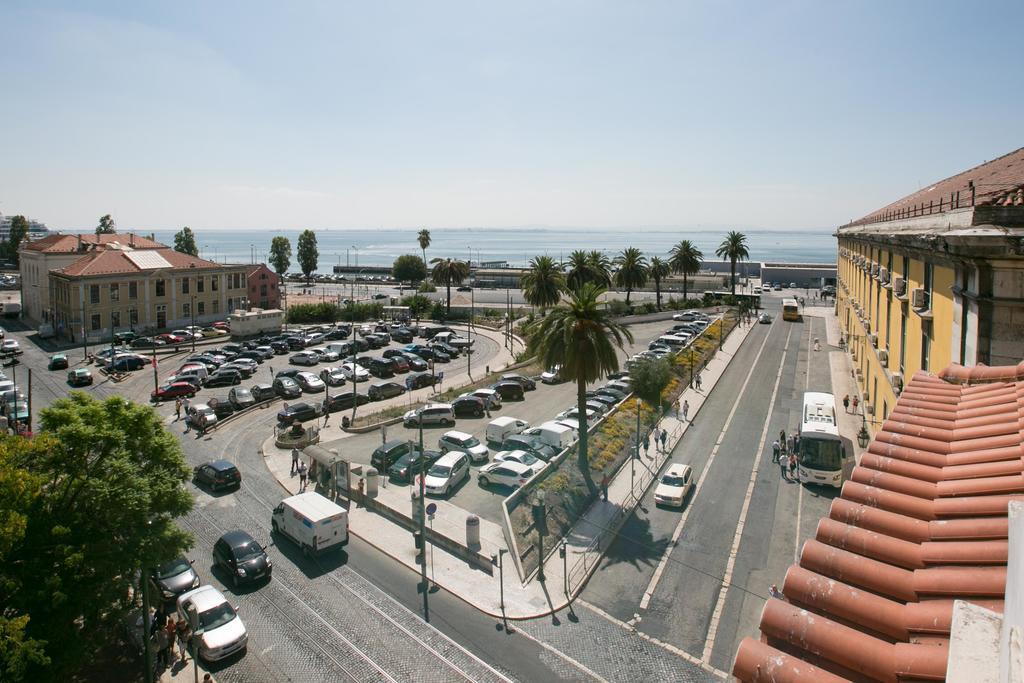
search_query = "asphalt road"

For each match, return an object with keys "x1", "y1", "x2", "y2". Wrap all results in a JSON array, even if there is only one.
[{"x1": 579, "y1": 295, "x2": 842, "y2": 670}]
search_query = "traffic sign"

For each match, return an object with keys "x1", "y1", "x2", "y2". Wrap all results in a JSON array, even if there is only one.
[{"x1": 425, "y1": 502, "x2": 437, "y2": 516}]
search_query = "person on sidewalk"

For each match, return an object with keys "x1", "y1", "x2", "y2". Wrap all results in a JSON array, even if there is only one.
[
  {"x1": 695, "y1": 373, "x2": 703, "y2": 391},
  {"x1": 660, "y1": 429, "x2": 668, "y2": 452},
  {"x1": 787, "y1": 433, "x2": 795, "y2": 455},
  {"x1": 290, "y1": 448, "x2": 300, "y2": 476},
  {"x1": 788, "y1": 452, "x2": 797, "y2": 479},
  {"x1": 771, "y1": 439, "x2": 781, "y2": 463},
  {"x1": 174, "y1": 398, "x2": 182, "y2": 421},
  {"x1": 600, "y1": 473, "x2": 610, "y2": 501},
  {"x1": 779, "y1": 429, "x2": 787, "y2": 455},
  {"x1": 843, "y1": 394, "x2": 850, "y2": 413},
  {"x1": 793, "y1": 433, "x2": 801, "y2": 455},
  {"x1": 176, "y1": 617, "x2": 190, "y2": 663},
  {"x1": 852, "y1": 396, "x2": 860, "y2": 413},
  {"x1": 778, "y1": 453, "x2": 788, "y2": 480},
  {"x1": 681, "y1": 399, "x2": 690, "y2": 422},
  {"x1": 298, "y1": 461, "x2": 308, "y2": 492}
]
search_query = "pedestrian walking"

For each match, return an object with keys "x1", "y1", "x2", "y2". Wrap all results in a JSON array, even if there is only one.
[
  {"x1": 643, "y1": 433, "x2": 650, "y2": 455},
  {"x1": 695, "y1": 373, "x2": 703, "y2": 390},
  {"x1": 269, "y1": 365, "x2": 275, "y2": 378},
  {"x1": 771, "y1": 439, "x2": 781, "y2": 463},
  {"x1": 174, "y1": 397, "x2": 182, "y2": 421},
  {"x1": 788, "y1": 451, "x2": 797, "y2": 475},
  {"x1": 852, "y1": 396, "x2": 860, "y2": 413},
  {"x1": 183, "y1": 397, "x2": 191, "y2": 414},
  {"x1": 184, "y1": 409, "x2": 192, "y2": 434},
  {"x1": 485, "y1": 402, "x2": 491, "y2": 418},
  {"x1": 793, "y1": 433, "x2": 801, "y2": 454},
  {"x1": 382, "y1": 424, "x2": 388, "y2": 445},
  {"x1": 682, "y1": 399, "x2": 689, "y2": 421},
  {"x1": 600, "y1": 473, "x2": 610, "y2": 501},
  {"x1": 660, "y1": 428, "x2": 668, "y2": 452},
  {"x1": 298, "y1": 461, "x2": 308, "y2": 492},
  {"x1": 176, "y1": 616, "x2": 190, "y2": 662},
  {"x1": 787, "y1": 433, "x2": 795, "y2": 455},
  {"x1": 154, "y1": 626, "x2": 170, "y2": 670},
  {"x1": 843, "y1": 394, "x2": 850, "y2": 413},
  {"x1": 779, "y1": 453, "x2": 788, "y2": 480},
  {"x1": 779, "y1": 430, "x2": 787, "y2": 454},
  {"x1": 291, "y1": 448, "x2": 300, "y2": 476}
]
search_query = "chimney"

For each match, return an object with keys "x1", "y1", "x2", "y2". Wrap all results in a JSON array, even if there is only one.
[
  {"x1": 129, "y1": 232, "x2": 135, "y2": 247},
  {"x1": 77, "y1": 234, "x2": 83, "y2": 252}
]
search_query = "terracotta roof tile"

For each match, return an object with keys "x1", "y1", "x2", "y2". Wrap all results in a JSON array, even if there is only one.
[
  {"x1": 22, "y1": 232, "x2": 165, "y2": 253},
  {"x1": 57, "y1": 248, "x2": 223, "y2": 277},
  {"x1": 733, "y1": 363, "x2": 1024, "y2": 682}
]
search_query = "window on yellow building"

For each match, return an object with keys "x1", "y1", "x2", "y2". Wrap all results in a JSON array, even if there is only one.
[{"x1": 921, "y1": 320, "x2": 932, "y2": 371}]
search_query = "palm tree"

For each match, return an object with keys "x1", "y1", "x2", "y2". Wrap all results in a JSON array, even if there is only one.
[
  {"x1": 430, "y1": 257, "x2": 470, "y2": 315},
  {"x1": 585, "y1": 250, "x2": 612, "y2": 288},
  {"x1": 521, "y1": 255, "x2": 565, "y2": 314},
  {"x1": 648, "y1": 256, "x2": 670, "y2": 310},
  {"x1": 716, "y1": 231, "x2": 750, "y2": 295},
  {"x1": 528, "y1": 284, "x2": 633, "y2": 496},
  {"x1": 669, "y1": 240, "x2": 703, "y2": 302},
  {"x1": 417, "y1": 229, "x2": 431, "y2": 265},
  {"x1": 613, "y1": 247, "x2": 648, "y2": 306},
  {"x1": 565, "y1": 250, "x2": 591, "y2": 292}
]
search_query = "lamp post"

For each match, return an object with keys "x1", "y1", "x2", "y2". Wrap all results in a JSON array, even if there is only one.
[
  {"x1": 495, "y1": 548, "x2": 509, "y2": 631},
  {"x1": 857, "y1": 414, "x2": 871, "y2": 448},
  {"x1": 190, "y1": 295, "x2": 196, "y2": 352},
  {"x1": 532, "y1": 490, "x2": 547, "y2": 582}
]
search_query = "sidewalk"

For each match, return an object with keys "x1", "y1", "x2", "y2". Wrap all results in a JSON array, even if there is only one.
[
  {"x1": 813, "y1": 301, "x2": 871, "y2": 464},
  {"x1": 261, "y1": 316, "x2": 756, "y2": 619},
  {"x1": 159, "y1": 655, "x2": 208, "y2": 683}
]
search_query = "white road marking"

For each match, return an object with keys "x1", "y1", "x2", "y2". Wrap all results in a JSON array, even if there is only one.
[
  {"x1": 701, "y1": 326, "x2": 793, "y2": 663},
  {"x1": 578, "y1": 599, "x2": 729, "y2": 680},
  {"x1": 796, "y1": 319, "x2": 813, "y2": 562},
  {"x1": 639, "y1": 327, "x2": 775, "y2": 610}
]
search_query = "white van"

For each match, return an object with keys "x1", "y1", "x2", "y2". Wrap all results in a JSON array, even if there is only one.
[
  {"x1": 424, "y1": 451, "x2": 470, "y2": 496},
  {"x1": 657, "y1": 334, "x2": 689, "y2": 348},
  {"x1": 486, "y1": 416, "x2": 530, "y2": 445},
  {"x1": 174, "y1": 364, "x2": 209, "y2": 382},
  {"x1": 524, "y1": 421, "x2": 576, "y2": 450},
  {"x1": 271, "y1": 492, "x2": 348, "y2": 556}
]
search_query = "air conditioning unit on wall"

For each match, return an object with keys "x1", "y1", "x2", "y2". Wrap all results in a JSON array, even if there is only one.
[
  {"x1": 893, "y1": 277, "x2": 906, "y2": 297},
  {"x1": 879, "y1": 267, "x2": 890, "y2": 285},
  {"x1": 878, "y1": 349, "x2": 889, "y2": 364},
  {"x1": 891, "y1": 372, "x2": 904, "y2": 393},
  {"x1": 911, "y1": 288, "x2": 929, "y2": 309},
  {"x1": 868, "y1": 333, "x2": 878, "y2": 347},
  {"x1": 871, "y1": 264, "x2": 880, "y2": 277}
]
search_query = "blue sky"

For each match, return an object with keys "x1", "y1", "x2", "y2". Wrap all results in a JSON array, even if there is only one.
[{"x1": 1, "y1": 1, "x2": 1021, "y2": 231}]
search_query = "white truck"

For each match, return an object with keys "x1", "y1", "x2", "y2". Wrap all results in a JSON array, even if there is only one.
[
  {"x1": 271, "y1": 492, "x2": 349, "y2": 556},
  {"x1": 524, "y1": 421, "x2": 576, "y2": 450}
]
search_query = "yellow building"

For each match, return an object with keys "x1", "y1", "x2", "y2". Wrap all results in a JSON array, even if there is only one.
[{"x1": 836, "y1": 147, "x2": 1024, "y2": 431}]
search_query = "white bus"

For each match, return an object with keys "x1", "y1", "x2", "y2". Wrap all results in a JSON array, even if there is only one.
[{"x1": 797, "y1": 392, "x2": 848, "y2": 487}]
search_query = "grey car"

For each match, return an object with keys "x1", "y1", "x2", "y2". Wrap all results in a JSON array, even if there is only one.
[{"x1": 149, "y1": 555, "x2": 201, "y2": 601}]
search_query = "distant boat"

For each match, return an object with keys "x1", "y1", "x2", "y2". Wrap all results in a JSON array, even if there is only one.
[{"x1": 0, "y1": 213, "x2": 49, "y2": 243}]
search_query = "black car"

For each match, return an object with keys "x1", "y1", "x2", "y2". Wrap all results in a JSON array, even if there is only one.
[
  {"x1": 451, "y1": 395, "x2": 485, "y2": 417},
  {"x1": 401, "y1": 353, "x2": 429, "y2": 372},
  {"x1": 368, "y1": 358, "x2": 395, "y2": 379},
  {"x1": 108, "y1": 355, "x2": 147, "y2": 372},
  {"x1": 364, "y1": 334, "x2": 387, "y2": 349},
  {"x1": 48, "y1": 353, "x2": 69, "y2": 370},
  {"x1": 325, "y1": 327, "x2": 350, "y2": 340},
  {"x1": 371, "y1": 440, "x2": 426, "y2": 471},
  {"x1": 236, "y1": 351, "x2": 264, "y2": 364},
  {"x1": 205, "y1": 369, "x2": 243, "y2": 387},
  {"x1": 325, "y1": 391, "x2": 370, "y2": 412},
  {"x1": 240, "y1": 341, "x2": 259, "y2": 350},
  {"x1": 131, "y1": 336, "x2": 165, "y2": 349},
  {"x1": 270, "y1": 341, "x2": 290, "y2": 354},
  {"x1": 193, "y1": 459, "x2": 242, "y2": 491},
  {"x1": 352, "y1": 337, "x2": 371, "y2": 352},
  {"x1": 406, "y1": 372, "x2": 439, "y2": 390},
  {"x1": 596, "y1": 387, "x2": 627, "y2": 402},
  {"x1": 586, "y1": 392, "x2": 618, "y2": 408},
  {"x1": 209, "y1": 399, "x2": 235, "y2": 419},
  {"x1": 430, "y1": 341, "x2": 461, "y2": 358},
  {"x1": 213, "y1": 530, "x2": 271, "y2": 587},
  {"x1": 114, "y1": 331, "x2": 138, "y2": 344},
  {"x1": 501, "y1": 374, "x2": 537, "y2": 391},
  {"x1": 276, "y1": 401, "x2": 323, "y2": 425},
  {"x1": 500, "y1": 435, "x2": 558, "y2": 461},
  {"x1": 391, "y1": 328, "x2": 414, "y2": 343},
  {"x1": 286, "y1": 337, "x2": 307, "y2": 350},
  {"x1": 221, "y1": 362, "x2": 254, "y2": 378},
  {"x1": 149, "y1": 555, "x2": 200, "y2": 602},
  {"x1": 430, "y1": 349, "x2": 451, "y2": 363},
  {"x1": 228, "y1": 386, "x2": 256, "y2": 410},
  {"x1": 382, "y1": 348, "x2": 406, "y2": 359},
  {"x1": 354, "y1": 355, "x2": 374, "y2": 368},
  {"x1": 368, "y1": 381, "x2": 405, "y2": 401},
  {"x1": 273, "y1": 377, "x2": 302, "y2": 399},
  {"x1": 251, "y1": 383, "x2": 276, "y2": 402},
  {"x1": 388, "y1": 449, "x2": 444, "y2": 482},
  {"x1": 490, "y1": 381, "x2": 525, "y2": 401},
  {"x1": 275, "y1": 368, "x2": 302, "y2": 380}
]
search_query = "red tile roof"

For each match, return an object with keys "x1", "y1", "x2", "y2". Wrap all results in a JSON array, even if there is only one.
[
  {"x1": 848, "y1": 147, "x2": 1024, "y2": 226},
  {"x1": 57, "y1": 248, "x2": 225, "y2": 277},
  {"x1": 22, "y1": 232, "x2": 165, "y2": 253},
  {"x1": 733, "y1": 363, "x2": 1024, "y2": 682}
]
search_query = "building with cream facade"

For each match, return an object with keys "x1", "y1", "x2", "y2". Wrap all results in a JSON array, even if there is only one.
[{"x1": 836, "y1": 147, "x2": 1024, "y2": 432}]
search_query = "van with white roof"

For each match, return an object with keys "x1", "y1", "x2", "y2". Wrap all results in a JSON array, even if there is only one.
[
  {"x1": 271, "y1": 492, "x2": 348, "y2": 556},
  {"x1": 486, "y1": 416, "x2": 530, "y2": 445},
  {"x1": 523, "y1": 421, "x2": 575, "y2": 451}
]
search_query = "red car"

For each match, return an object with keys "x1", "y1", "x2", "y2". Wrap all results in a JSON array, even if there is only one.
[
  {"x1": 157, "y1": 333, "x2": 187, "y2": 345},
  {"x1": 151, "y1": 382, "x2": 198, "y2": 401},
  {"x1": 212, "y1": 321, "x2": 229, "y2": 330}
]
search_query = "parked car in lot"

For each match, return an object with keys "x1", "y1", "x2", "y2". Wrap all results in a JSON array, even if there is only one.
[
  {"x1": 205, "y1": 369, "x2": 243, "y2": 388},
  {"x1": 228, "y1": 387, "x2": 255, "y2": 410},
  {"x1": 467, "y1": 388, "x2": 501, "y2": 409},
  {"x1": 429, "y1": 341, "x2": 461, "y2": 358},
  {"x1": 193, "y1": 459, "x2": 242, "y2": 491},
  {"x1": 371, "y1": 440, "x2": 427, "y2": 471},
  {"x1": 311, "y1": 347, "x2": 341, "y2": 362},
  {"x1": 388, "y1": 449, "x2": 444, "y2": 482},
  {"x1": 540, "y1": 365, "x2": 565, "y2": 384},
  {"x1": 433, "y1": 331, "x2": 473, "y2": 348},
  {"x1": 500, "y1": 373, "x2": 536, "y2": 391},
  {"x1": 406, "y1": 372, "x2": 439, "y2": 390},
  {"x1": 388, "y1": 355, "x2": 410, "y2": 373},
  {"x1": 391, "y1": 328, "x2": 414, "y2": 343},
  {"x1": 654, "y1": 463, "x2": 694, "y2": 507},
  {"x1": 49, "y1": 353, "x2": 69, "y2": 370},
  {"x1": 340, "y1": 362, "x2": 370, "y2": 382},
  {"x1": 486, "y1": 416, "x2": 530, "y2": 445},
  {"x1": 221, "y1": 361, "x2": 254, "y2": 378},
  {"x1": 490, "y1": 380, "x2": 525, "y2": 401},
  {"x1": 273, "y1": 377, "x2": 302, "y2": 399},
  {"x1": 400, "y1": 353, "x2": 429, "y2": 372},
  {"x1": 325, "y1": 391, "x2": 370, "y2": 412},
  {"x1": 213, "y1": 530, "x2": 272, "y2": 588},
  {"x1": 294, "y1": 371, "x2": 326, "y2": 393},
  {"x1": 596, "y1": 386, "x2": 627, "y2": 402},
  {"x1": 209, "y1": 399, "x2": 235, "y2": 420},
  {"x1": 251, "y1": 383, "x2": 276, "y2": 402},
  {"x1": 368, "y1": 358, "x2": 395, "y2": 379},
  {"x1": 402, "y1": 403, "x2": 455, "y2": 427},
  {"x1": 477, "y1": 460, "x2": 534, "y2": 488},
  {"x1": 368, "y1": 380, "x2": 405, "y2": 401},
  {"x1": 131, "y1": 336, "x2": 166, "y2": 349},
  {"x1": 494, "y1": 449, "x2": 546, "y2": 476},
  {"x1": 499, "y1": 434, "x2": 558, "y2": 461},
  {"x1": 276, "y1": 401, "x2": 323, "y2": 425},
  {"x1": 451, "y1": 395, "x2": 485, "y2": 417},
  {"x1": 319, "y1": 367, "x2": 348, "y2": 387},
  {"x1": 289, "y1": 351, "x2": 319, "y2": 366},
  {"x1": 187, "y1": 403, "x2": 218, "y2": 430},
  {"x1": 151, "y1": 381, "x2": 195, "y2": 400},
  {"x1": 424, "y1": 451, "x2": 470, "y2": 496},
  {"x1": 437, "y1": 430, "x2": 489, "y2": 463},
  {"x1": 176, "y1": 586, "x2": 248, "y2": 661},
  {"x1": 149, "y1": 555, "x2": 200, "y2": 601}
]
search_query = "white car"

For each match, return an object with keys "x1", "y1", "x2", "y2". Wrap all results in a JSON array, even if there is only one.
[
  {"x1": 176, "y1": 586, "x2": 247, "y2": 662},
  {"x1": 493, "y1": 449, "x2": 546, "y2": 476},
  {"x1": 424, "y1": 451, "x2": 470, "y2": 496},
  {"x1": 468, "y1": 388, "x2": 502, "y2": 409},
  {"x1": 172, "y1": 329, "x2": 204, "y2": 341},
  {"x1": 557, "y1": 407, "x2": 597, "y2": 423},
  {"x1": 477, "y1": 460, "x2": 534, "y2": 488},
  {"x1": 312, "y1": 347, "x2": 341, "y2": 362},
  {"x1": 320, "y1": 367, "x2": 348, "y2": 387},
  {"x1": 654, "y1": 463, "x2": 694, "y2": 507},
  {"x1": 540, "y1": 365, "x2": 564, "y2": 384},
  {"x1": 1, "y1": 339, "x2": 22, "y2": 354},
  {"x1": 340, "y1": 362, "x2": 369, "y2": 382},
  {"x1": 295, "y1": 371, "x2": 326, "y2": 393},
  {"x1": 437, "y1": 430, "x2": 490, "y2": 463},
  {"x1": 672, "y1": 312, "x2": 696, "y2": 322}
]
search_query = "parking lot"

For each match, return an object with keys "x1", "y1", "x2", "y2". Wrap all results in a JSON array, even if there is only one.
[{"x1": 327, "y1": 315, "x2": 719, "y2": 525}]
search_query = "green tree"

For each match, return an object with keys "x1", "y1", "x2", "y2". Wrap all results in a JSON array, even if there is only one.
[
  {"x1": 430, "y1": 257, "x2": 470, "y2": 315},
  {"x1": 564, "y1": 250, "x2": 591, "y2": 292},
  {"x1": 648, "y1": 256, "x2": 670, "y2": 311},
  {"x1": 417, "y1": 229, "x2": 431, "y2": 266},
  {"x1": 585, "y1": 250, "x2": 612, "y2": 288},
  {"x1": 400, "y1": 294, "x2": 433, "y2": 321},
  {"x1": 716, "y1": 230, "x2": 750, "y2": 295},
  {"x1": 1, "y1": 394, "x2": 192, "y2": 679},
  {"x1": 269, "y1": 236, "x2": 292, "y2": 275},
  {"x1": 95, "y1": 214, "x2": 116, "y2": 235},
  {"x1": 527, "y1": 284, "x2": 633, "y2": 495},
  {"x1": 4, "y1": 216, "x2": 29, "y2": 266},
  {"x1": 296, "y1": 230, "x2": 319, "y2": 282},
  {"x1": 629, "y1": 357, "x2": 672, "y2": 409},
  {"x1": 520, "y1": 255, "x2": 564, "y2": 314},
  {"x1": 392, "y1": 254, "x2": 427, "y2": 284},
  {"x1": 670, "y1": 239, "x2": 703, "y2": 302},
  {"x1": 172, "y1": 226, "x2": 199, "y2": 256},
  {"x1": 613, "y1": 247, "x2": 648, "y2": 306}
]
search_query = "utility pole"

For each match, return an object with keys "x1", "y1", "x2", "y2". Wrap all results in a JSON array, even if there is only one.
[
  {"x1": 151, "y1": 343, "x2": 158, "y2": 393},
  {"x1": 81, "y1": 303, "x2": 89, "y2": 360},
  {"x1": 350, "y1": 325, "x2": 359, "y2": 427},
  {"x1": 191, "y1": 295, "x2": 197, "y2": 352},
  {"x1": 26, "y1": 368, "x2": 32, "y2": 431}
]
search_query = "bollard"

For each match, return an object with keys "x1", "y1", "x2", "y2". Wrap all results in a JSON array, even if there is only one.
[
  {"x1": 466, "y1": 514, "x2": 481, "y2": 549},
  {"x1": 364, "y1": 468, "x2": 379, "y2": 497}
]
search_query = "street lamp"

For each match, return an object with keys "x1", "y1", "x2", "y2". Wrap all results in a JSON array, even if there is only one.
[
  {"x1": 857, "y1": 414, "x2": 871, "y2": 448},
  {"x1": 532, "y1": 490, "x2": 547, "y2": 582}
]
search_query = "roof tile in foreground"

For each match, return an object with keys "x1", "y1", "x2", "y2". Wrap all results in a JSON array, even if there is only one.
[{"x1": 733, "y1": 363, "x2": 1024, "y2": 682}]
